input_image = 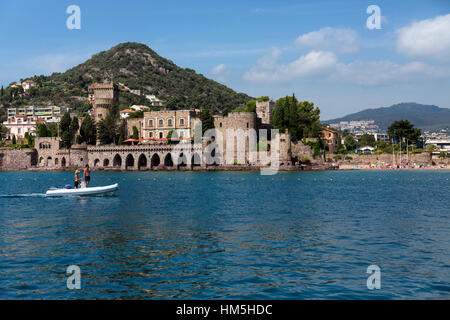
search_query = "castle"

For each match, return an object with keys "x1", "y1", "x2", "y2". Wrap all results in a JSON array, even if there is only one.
[{"x1": 21, "y1": 83, "x2": 315, "y2": 171}]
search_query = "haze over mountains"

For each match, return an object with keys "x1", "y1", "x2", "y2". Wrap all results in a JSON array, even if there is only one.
[{"x1": 324, "y1": 103, "x2": 450, "y2": 130}]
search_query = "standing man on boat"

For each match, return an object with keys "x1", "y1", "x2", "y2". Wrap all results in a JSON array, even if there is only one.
[
  {"x1": 74, "y1": 169, "x2": 81, "y2": 189},
  {"x1": 84, "y1": 164, "x2": 91, "y2": 188}
]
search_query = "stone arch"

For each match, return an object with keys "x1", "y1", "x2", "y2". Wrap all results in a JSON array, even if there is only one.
[
  {"x1": 46, "y1": 156, "x2": 52, "y2": 167},
  {"x1": 103, "y1": 158, "x2": 110, "y2": 167},
  {"x1": 151, "y1": 153, "x2": 160, "y2": 168},
  {"x1": 94, "y1": 159, "x2": 100, "y2": 167},
  {"x1": 177, "y1": 152, "x2": 187, "y2": 167},
  {"x1": 125, "y1": 154, "x2": 135, "y2": 169},
  {"x1": 39, "y1": 156, "x2": 44, "y2": 166},
  {"x1": 192, "y1": 153, "x2": 201, "y2": 167},
  {"x1": 61, "y1": 157, "x2": 66, "y2": 168},
  {"x1": 113, "y1": 154, "x2": 122, "y2": 168},
  {"x1": 55, "y1": 158, "x2": 59, "y2": 166},
  {"x1": 138, "y1": 154, "x2": 147, "y2": 170},
  {"x1": 164, "y1": 153, "x2": 174, "y2": 167}
]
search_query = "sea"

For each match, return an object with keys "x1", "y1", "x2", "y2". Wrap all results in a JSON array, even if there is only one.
[{"x1": 0, "y1": 170, "x2": 449, "y2": 299}]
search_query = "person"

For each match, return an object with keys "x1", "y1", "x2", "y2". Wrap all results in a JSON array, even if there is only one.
[
  {"x1": 84, "y1": 164, "x2": 91, "y2": 188},
  {"x1": 74, "y1": 169, "x2": 81, "y2": 189}
]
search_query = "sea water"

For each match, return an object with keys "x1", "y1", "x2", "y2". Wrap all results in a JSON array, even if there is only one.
[{"x1": 0, "y1": 170, "x2": 449, "y2": 299}]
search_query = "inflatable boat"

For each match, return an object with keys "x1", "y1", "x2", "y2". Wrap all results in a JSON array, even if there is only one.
[{"x1": 45, "y1": 183, "x2": 119, "y2": 197}]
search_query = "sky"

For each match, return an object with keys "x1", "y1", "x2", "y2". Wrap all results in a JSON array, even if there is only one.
[{"x1": 0, "y1": 0, "x2": 449, "y2": 120}]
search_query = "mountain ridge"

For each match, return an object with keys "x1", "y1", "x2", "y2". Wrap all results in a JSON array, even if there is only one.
[
  {"x1": 324, "y1": 102, "x2": 450, "y2": 130},
  {"x1": 0, "y1": 42, "x2": 253, "y2": 115}
]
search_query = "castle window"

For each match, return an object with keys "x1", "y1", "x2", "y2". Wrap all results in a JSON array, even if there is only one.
[
  {"x1": 168, "y1": 118, "x2": 173, "y2": 126},
  {"x1": 158, "y1": 119, "x2": 164, "y2": 127},
  {"x1": 149, "y1": 132, "x2": 153, "y2": 138},
  {"x1": 246, "y1": 122, "x2": 249, "y2": 128},
  {"x1": 148, "y1": 119, "x2": 154, "y2": 127},
  {"x1": 159, "y1": 132, "x2": 163, "y2": 139},
  {"x1": 98, "y1": 114, "x2": 102, "y2": 119},
  {"x1": 219, "y1": 122, "x2": 222, "y2": 127},
  {"x1": 180, "y1": 118, "x2": 185, "y2": 126}
]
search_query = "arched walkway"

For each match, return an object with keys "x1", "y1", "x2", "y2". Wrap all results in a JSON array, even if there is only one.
[
  {"x1": 46, "y1": 157, "x2": 52, "y2": 167},
  {"x1": 94, "y1": 159, "x2": 100, "y2": 167},
  {"x1": 151, "y1": 154, "x2": 160, "y2": 168},
  {"x1": 61, "y1": 157, "x2": 66, "y2": 168},
  {"x1": 125, "y1": 154, "x2": 135, "y2": 169},
  {"x1": 138, "y1": 154, "x2": 147, "y2": 170},
  {"x1": 39, "y1": 157, "x2": 44, "y2": 167},
  {"x1": 55, "y1": 158, "x2": 59, "y2": 166},
  {"x1": 192, "y1": 153, "x2": 201, "y2": 167},
  {"x1": 164, "y1": 153, "x2": 173, "y2": 167},
  {"x1": 103, "y1": 159, "x2": 110, "y2": 167},
  {"x1": 113, "y1": 154, "x2": 122, "y2": 168},
  {"x1": 177, "y1": 152, "x2": 187, "y2": 167}
]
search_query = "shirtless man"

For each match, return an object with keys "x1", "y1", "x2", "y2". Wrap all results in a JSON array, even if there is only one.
[
  {"x1": 74, "y1": 169, "x2": 81, "y2": 189},
  {"x1": 84, "y1": 164, "x2": 91, "y2": 188}
]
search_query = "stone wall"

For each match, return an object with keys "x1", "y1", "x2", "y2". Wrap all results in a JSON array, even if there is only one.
[
  {"x1": 0, "y1": 148, "x2": 38, "y2": 170},
  {"x1": 332, "y1": 153, "x2": 432, "y2": 165}
]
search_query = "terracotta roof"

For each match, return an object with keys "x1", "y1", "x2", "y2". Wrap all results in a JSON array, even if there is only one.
[{"x1": 120, "y1": 109, "x2": 136, "y2": 113}]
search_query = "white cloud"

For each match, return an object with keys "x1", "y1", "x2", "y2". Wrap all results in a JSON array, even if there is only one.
[
  {"x1": 333, "y1": 60, "x2": 449, "y2": 86},
  {"x1": 211, "y1": 64, "x2": 226, "y2": 75},
  {"x1": 295, "y1": 27, "x2": 359, "y2": 54},
  {"x1": 396, "y1": 14, "x2": 450, "y2": 61},
  {"x1": 243, "y1": 49, "x2": 337, "y2": 83},
  {"x1": 243, "y1": 49, "x2": 450, "y2": 86},
  {"x1": 210, "y1": 63, "x2": 229, "y2": 83}
]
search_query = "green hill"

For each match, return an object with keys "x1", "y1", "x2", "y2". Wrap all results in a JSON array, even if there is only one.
[
  {"x1": 0, "y1": 42, "x2": 252, "y2": 115},
  {"x1": 324, "y1": 103, "x2": 450, "y2": 130}
]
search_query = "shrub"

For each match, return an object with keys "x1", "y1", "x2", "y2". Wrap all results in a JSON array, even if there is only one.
[
  {"x1": 345, "y1": 156, "x2": 353, "y2": 160},
  {"x1": 333, "y1": 155, "x2": 342, "y2": 160}
]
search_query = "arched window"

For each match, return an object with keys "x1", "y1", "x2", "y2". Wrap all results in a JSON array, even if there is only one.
[
  {"x1": 158, "y1": 119, "x2": 164, "y2": 127},
  {"x1": 179, "y1": 118, "x2": 185, "y2": 126},
  {"x1": 148, "y1": 119, "x2": 154, "y2": 127},
  {"x1": 168, "y1": 118, "x2": 173, "y2": 126},
  {"x1": 149, "y1": 132, "x2": 153, "y2": 138},
  {"x1": 159, "y1": 132, "x2": 163, "y2": 139}
]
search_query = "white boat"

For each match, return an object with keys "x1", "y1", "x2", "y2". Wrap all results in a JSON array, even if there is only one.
[{"x1": 45, "y1": 183, "x2": 119, "y2": 197}]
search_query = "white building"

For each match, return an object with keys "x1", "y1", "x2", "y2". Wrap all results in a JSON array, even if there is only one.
[
  {"x1": 145, "y1": 95, "x2": 162, "y2": 107},
  {"x1": 7, "y1": 106, "x2": 69, "y2": 121},
  {"x1": 130, "y1": 105, "x2": 150, "y2": 112},
  {"x1": 426, "y1": 139, "x2": 450, "y2": 155},
  {"x1": 120, "y1": 109, "x2": 136, "y2": 119},
  {"x1": 2, "y1": 116, "x2": 41, "y2": 139}
]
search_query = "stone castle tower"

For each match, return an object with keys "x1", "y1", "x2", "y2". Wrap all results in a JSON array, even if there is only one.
[
  {"x1": 256, "y1": 100, "x2": 275, "y2": 126},
  {"x1": 89, "y1": 83, "x2": 119, "y2": 123}
]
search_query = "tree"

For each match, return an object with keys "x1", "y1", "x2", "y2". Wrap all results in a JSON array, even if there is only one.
[
  {"x1": 198, "y1": 108, "x2": 214, "y2": 135},
  {"x1": 60, "y1": 112, "x2": 71, "y2": 135},
  {"x1": 388, "y1": 120, "x2": 421, "y2": 144},
  {"x1": 97, "y1": 104, "x2": 120, "y2": 145},
  {"x1": 358, "y1": 134, "x2": 376, "y2": 147},
  {"x1": 61, "y1": 131, "x2": 71, "y2": 148},
  {"x1": 439, "y1": 151, "x2": 446, "y2": 159},
  {"x1": 336, "y1": 137, "x2": 345, "y2": 154},
  {"x1": 344, "y1": 136, "x2": 357, "y2": 152},
  {"x1": 272, "y1": 96, "x2": 321, "y2": 141},
  {"x1": 69, "y1": 116, "x2": 79, "y2": 143},
  {"x1": 132, "y1": 126, "x2": 139, "y2": 140},
  {"x1": 80, "y1": 115, "x2": 96, "y2": 145},
  {"x1": 426, "y1": 144, "x2": 437, "y2": 153},
  {"x1": 37, "y1": 123, "x2": 51, "y2": 137}
]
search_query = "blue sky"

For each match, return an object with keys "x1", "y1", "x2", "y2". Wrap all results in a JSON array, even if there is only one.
[{"x1": 0, "y1": 0, "x2": 449, "y2": 119}]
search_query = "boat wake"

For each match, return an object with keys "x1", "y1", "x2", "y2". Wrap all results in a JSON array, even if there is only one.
[{"x1": 0, "y1": 193, "x2": 47, "y2": 198}]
